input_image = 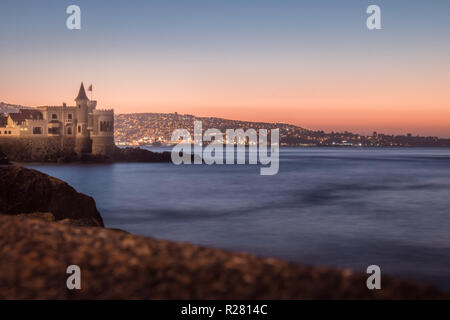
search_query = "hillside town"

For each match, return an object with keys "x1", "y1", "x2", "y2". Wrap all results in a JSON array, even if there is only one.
[{"x1": 114, "y1": 112, "x2": 450, "y2": 147}]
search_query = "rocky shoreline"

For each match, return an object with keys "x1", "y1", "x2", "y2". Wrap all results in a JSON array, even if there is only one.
[
  {"x1": 0, "y1": 165, "x2": 448, "y2": 299},
  {"x1": 0, "y1": 144, "x2": 172, "y2": 164}
]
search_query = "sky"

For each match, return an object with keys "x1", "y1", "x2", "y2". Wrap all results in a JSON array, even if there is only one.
[{"x1": 0, "y1": 0, "x2": 449, "y2": 137}]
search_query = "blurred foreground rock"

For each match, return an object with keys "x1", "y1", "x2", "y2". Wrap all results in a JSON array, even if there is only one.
[
  {"x1": 0, "y1": 215, "x2": 447, "y2": 300},
  {"x1": 0, "y1": 149, "x2": 10, "y2": 165}
]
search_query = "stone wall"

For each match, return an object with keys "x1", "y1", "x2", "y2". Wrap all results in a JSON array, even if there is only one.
[
  {"x1": 0, "y1": 136, "x2": 77, "y2": 162},
  {"x1": 92, "y1": 135, "x2": 115, "y2": 155},
  {"x1": 75, "y1": 137, "x2": 92, "y2": 154}
]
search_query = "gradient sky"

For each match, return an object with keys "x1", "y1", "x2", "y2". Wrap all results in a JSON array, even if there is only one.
[{"x1": 1, "y1": 0, "x2": 449, "y2": 137}]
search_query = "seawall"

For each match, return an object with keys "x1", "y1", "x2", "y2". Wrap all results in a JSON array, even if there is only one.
[{"x1": 0, "y1": 137, "x2": 76, "y2": 162}]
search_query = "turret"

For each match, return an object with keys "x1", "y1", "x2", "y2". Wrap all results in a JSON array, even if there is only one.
[
  {"x1": 91, "y1": 109, "x2": 115, "y2": 156},
  {"x1": 74, "y1": 82, "x2": 91, "y2": 154}
]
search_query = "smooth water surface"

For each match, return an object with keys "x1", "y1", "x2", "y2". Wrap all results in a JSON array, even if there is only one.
[{"x1": 26, "y1": 147, "x2": 450, "y2": 289}]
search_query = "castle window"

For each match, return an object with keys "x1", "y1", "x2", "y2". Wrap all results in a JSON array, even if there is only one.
[
  {"x1": 48, "y1": 127, "x2": 59, "y2": 135},
  {"x1": 78, "y1": 125, "x2": 81, "y2": 133},
  {"x1": 52, "y1": 114, "x2": 57, "y2": 120},
  {"x1": 67, "y1": 127, "x2": 72, "y2": 135},
  {"x1": 8, "y1": 131, "x2": 11, "y2": 134},
  {"x1": 33, "y1": 127, "x2": 42, "y2": 135},
  {"x1": 68, "y1": 113, "x2": 73, "y2": 120},
  {"x1": 100, "y1": 121, "x2": 113, "y2": 132}
]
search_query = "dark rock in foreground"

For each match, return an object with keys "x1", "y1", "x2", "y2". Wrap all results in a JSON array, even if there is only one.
[
  {"x1": 0, "y1": 215, "x2": 446, "y2": 300},
  {"x1": 0, "y1": 149, "x2": 10, "y2": 165},
  {"x1": 0, "y1": 166, "x2": 103, "y2": 227}
]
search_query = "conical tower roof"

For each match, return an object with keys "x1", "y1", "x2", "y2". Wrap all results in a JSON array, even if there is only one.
[{"x1": 75, "y1": 82, "x2": 89, "y2": 100}]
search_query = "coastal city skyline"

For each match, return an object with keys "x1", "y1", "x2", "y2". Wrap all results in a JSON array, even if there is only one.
[
  {"x1": 3, "y1": 101, "x2": 450, "y2": 146},
  {"x1": 1, "y1": 0, "x2": 450, "y2": 137}
]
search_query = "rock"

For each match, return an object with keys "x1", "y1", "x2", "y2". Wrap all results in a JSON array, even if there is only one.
[
  {"x1": 78, "y1": 153, "x2": 113, "y2": 163},
  {"x1": 112, "y1": 146, "x2": 172, "y2": 162},
  {"x1": 56, "y1": 153, "x2": 79, "y2": 163},
  {"x1": 56, "y1": 218, "x2": 106, "y2": 227},
  {"x1": 0, "y1": 215, "x2": 446, "y2": 300},
  {"x1": 0, "y1": 142, "x2": 174, "y2": 164},
  {"x1": 0, "y1": 165, "x2": 103, "y2": 227},
  {"x1": 112, "y1": 146, "x2": 202, "y2": 163},
  {"x1": 0, "y1": 149, "x2": 10, "y2": 165},
  {"x1": 15, "y1": 212, "x2": 56, "y2": 222}
]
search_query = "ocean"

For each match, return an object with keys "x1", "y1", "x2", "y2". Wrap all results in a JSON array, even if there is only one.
[{"x1": 25, "y1": 147, "x2": 450, "y2": 290}]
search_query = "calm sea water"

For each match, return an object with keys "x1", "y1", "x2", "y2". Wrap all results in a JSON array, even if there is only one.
[{"x1": 25, "y1": 147, "x2": 450, "y2": 290}]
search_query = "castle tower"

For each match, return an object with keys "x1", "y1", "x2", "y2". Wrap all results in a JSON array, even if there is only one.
[
  {"x1": 74, "y1": 82, "x2": 91, "y2": 154},
  {"x1": 91, "y1": 109, "x2": 115, "y2": 156}
]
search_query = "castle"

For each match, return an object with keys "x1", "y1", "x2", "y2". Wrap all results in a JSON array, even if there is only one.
[{"x1": 0, "y1": 83, "x2": 115, "y2": 157}]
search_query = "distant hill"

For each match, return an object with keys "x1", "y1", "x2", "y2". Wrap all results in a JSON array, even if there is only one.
[
  {"x1": 114, "y1": 112, "x2": 450, "y2": 147},
  {"x1": 114, "y1": 112, "x2": 311, "y2": 146},
  {"x1": 0, "y1": 102, "x2": 30, "y2": 114}
]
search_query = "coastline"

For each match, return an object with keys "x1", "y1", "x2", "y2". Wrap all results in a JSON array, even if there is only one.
[{"x1": 0, "y1": 143, "x2": 173, "y2": 164}]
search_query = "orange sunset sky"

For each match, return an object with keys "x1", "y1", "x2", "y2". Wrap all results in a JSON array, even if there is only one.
[{"x1": 1, "y1": 1, "x2": 449, "y2": 137}]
